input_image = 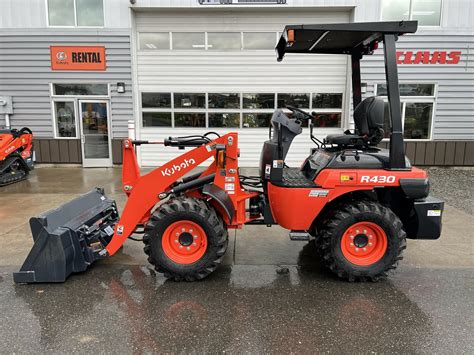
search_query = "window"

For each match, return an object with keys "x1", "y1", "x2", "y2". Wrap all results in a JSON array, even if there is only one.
[
  {"x1": 277, "y1": 93, "x2": 310, "y2": 109},
  {"x1": 243, "y1": 93, "x2": 274, "y2": 109},
  {"x1": 208, "y1": 93, "x2": 239, "y2": 109},
  {"x1": 143, "y1": 112, "x2": 172, "y2": 127},
  {"x1": 404, "y1": 103, "x2": 433, "y2": 139},
  {"x1": 209, "y1": 113, "x2": 240, "y2": 128},
  {"x1": 311, "y1": 113, "x2": 342, "y2": 128},
  {"x1": 381, "y1": 0, "x2": 410, "y2": 21},
  {"x1": 139, "y1": 33, "x2": 170, "y2": 50},
  {"x1": 377, "y1": 84, "x2": 434, "y2": 97},
  {"x1": 51, "y1": 83, "x2": 110, "y2": 138},
  {"x1": 208, "y1": 33, "x2": 241, "y2": 50},
  {"x1": 54, "y1": 101, "x2": 77, "y2": 137},
  {"x1": 140, "y1": 92, "x2": 344, "y2": 129},
  {"x1": 48, "y1": 0, "x2": 74, "y2": 26},
  {"x1": 412, "y1": 0, "x2": 442, "y2": 26},
  {"x1": 138, "y1": 31, "x2": 280, "y2": 51},
  {"x1": 175, "y1": 113, "x2": 206, "y2": 127},
  {"x1": 142, "y1": 93, "x2": 171, "y2": 108},
  {"x1": 381, "y1": 0, "x2": 442, "y2": 26},
  {"x1": 311, "y1": 93, "x2": 343, "y2": 128},
  {"x1": 53, "y1": 84, "x2": 108, "y2": 96},
  {"x1": 173, "y1": 33, "x2": 206, "y2": 50},
  {"x1": 313, "y1": 94, "x2": 343, "y2": 109},
  {"x1": 377, "y1": 83, "x2": 435, "y2": 139},
  {"x1": 174, "y1": 93, "x2": 205, "y2": 108},
  {"x1": 243, "y1": 113, "x2": 272, "y2": 128},
  {"x1": 48, "y1": 0, "x2": 104, "y2": 27},
  {"x1": 243, "y1": 33, "x2": 276, "y2": 50}
]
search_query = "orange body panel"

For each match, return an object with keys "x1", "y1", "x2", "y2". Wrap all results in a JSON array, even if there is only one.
[
  {"x1": 107, "y1": 131, "x2": 429, "y2": 255},
  {"x1": 268, "y1": 167, "x2": 427, "y2": 230},
  {"x1": 0, "y1": 132, "x2": 33, "y2": 161}
]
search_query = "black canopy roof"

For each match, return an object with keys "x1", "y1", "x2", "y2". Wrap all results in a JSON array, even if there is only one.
[{"x1": 276, "y1": 21, "x2": 417, "y2": 61}]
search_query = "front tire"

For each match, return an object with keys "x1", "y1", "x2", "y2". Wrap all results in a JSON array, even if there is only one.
[
  {"x1": 317, "y1": 200, "x2": 406, "y2": 282},
  {"x1": 143, "y1": 197, "x2": 228, "y2": 281}
]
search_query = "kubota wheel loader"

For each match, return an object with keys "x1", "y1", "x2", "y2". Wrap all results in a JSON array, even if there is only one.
[{"x1": 14, "y1": 21, "x2": 444, "y2": 284}]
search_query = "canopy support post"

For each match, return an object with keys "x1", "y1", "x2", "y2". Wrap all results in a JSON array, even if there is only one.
[
  {"x1": 383, "y1": 34, "x2": 406, "y2": 170},
  {"x1": 351, "y1": 53, "x2": 362, "y2": 110}
]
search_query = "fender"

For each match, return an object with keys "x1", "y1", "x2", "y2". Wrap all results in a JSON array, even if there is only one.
[{"x1": 202, "y1": 184, "x2": 235, "y2": 222}]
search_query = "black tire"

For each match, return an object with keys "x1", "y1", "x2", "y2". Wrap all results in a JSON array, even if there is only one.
[
  {"x1": 316, "y1": 200, "x2": 406, "y2": 282},
  {"x1": 143, "y1": 196, "x2": 228, "y2": 281}
]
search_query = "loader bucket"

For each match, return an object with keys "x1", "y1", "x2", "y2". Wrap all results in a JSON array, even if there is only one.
[{"x1": 13, "y1": 188, "x2": 119, "y2": 283}]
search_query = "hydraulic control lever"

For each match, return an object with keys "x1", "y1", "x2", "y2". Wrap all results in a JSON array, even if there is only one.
[
  {"x1": 309, "y1": 120, "x2": 324, "y2": 149},
  {"x1": 164, "y1": 136, "x2": 210, "y2": 149}
]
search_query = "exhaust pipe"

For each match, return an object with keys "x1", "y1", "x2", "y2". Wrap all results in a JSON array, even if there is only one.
[{"x1": 14, "y1": 188, "x2": 119, "y2": 283}]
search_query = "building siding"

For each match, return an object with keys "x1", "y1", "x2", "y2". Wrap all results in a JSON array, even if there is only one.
[
  {"x1": 1, "y1": 0, "x2": 472, "y2": 167},
  {"x1": 361, "y1": 30, "x2": 474, "y2": 140},
  {"x1": 135, "y1": 9, "x2": 351, "y2": 166},
  {"x1": 0, "y1": 0, "x2": 131, "y2": 29},
  {"x1": 0, "y1": 29, "x2": 133, "y2": 138}
]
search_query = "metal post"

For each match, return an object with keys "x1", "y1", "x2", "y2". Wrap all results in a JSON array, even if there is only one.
[
  {"x1": 351, "y1": 54, "x2": 362, "y2": 110},
  {"x1": 383, "y1": 34, "x2": 406, "y2": 170},
  {"x1": 5, "y1": 114, "x2": 10, "y2": 129},
  {"x1": 127, "y1": 120, "x2": 135, "y2": 140}
]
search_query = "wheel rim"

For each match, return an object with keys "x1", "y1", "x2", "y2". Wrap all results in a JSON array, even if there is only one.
[
  {"x1": 340, "y1": 221, "x2": 388, "y2": 266},
  {"x1": 162, "y1": 220, "x2": 207, "y2": 264}
]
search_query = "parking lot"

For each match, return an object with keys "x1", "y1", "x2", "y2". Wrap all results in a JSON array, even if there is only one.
[{"x1": 0, "y1": 167, "x2": 473, "y2": 353}]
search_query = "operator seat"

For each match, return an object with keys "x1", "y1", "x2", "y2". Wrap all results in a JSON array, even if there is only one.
[{"x1": 325, "y1": 96, "x2": 384, "y2": 147}]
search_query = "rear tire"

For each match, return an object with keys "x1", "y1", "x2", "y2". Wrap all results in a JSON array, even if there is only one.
[
  {"x1": 316, "y1": 200, "x2": 406, "y2": 282},
  {"x1": 143, "y1": 196, "x2": 228, "y2": 281}
]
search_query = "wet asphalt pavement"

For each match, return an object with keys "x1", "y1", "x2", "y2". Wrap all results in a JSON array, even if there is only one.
[{"x1": 0, "y1": 167, "x2": 473, "y2": 354}]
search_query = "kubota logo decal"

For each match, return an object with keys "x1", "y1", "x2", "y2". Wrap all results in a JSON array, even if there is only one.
[
  {"x1": 161, "y1": 158, "x2": 196, "y2": 177},
  {"x1": 56, "y1": 51, "x2": 67, "y2": 61},
  {"x1": 5, "y1": 146, "x2": 15, "y2": 155}
]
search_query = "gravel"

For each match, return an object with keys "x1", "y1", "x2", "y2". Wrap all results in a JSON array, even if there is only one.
[{"x1": 425, "y1": 167, "x2": 474, "y2": 215}]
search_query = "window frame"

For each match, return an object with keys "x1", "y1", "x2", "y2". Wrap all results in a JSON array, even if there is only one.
[
  {"x1": 379, "y1": 0, "x2": 443, "y2": 28},
  {"x1": 171, "y1": 32, "x2": 207, "y2": 51},
  {"x1": 207, "y1": 32, "x2": 243, "y2": 51},
  {"x1": 52, "y1": 99, "x2": 78, "y2": 139},
  {"x1": 242, "y1": 31, "x2": 280, "y2": 51},
  {"x1": 138, "y1": 32, "x2": 172, "y2": 51},
  {"x1": 140, "y1": 91, "x2": 345, "y2": 130},
  {"x1": 51, "y1": 83, "x2": 110, "y2": 98},
  {"x1": 46, "y1": 0, "x2": 105, "y2": 28},
  {"x1": 137, "y1": 31, "x2": 280, "y2": 52},
  {"x1": 50, "y1": 83, "x2": 110, "y2": 139},
  {"x1": 375, "y1": 82, "x2": 437, "y2": 140}
]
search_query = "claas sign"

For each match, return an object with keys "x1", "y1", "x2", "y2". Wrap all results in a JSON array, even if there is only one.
[{"x1": 396, "y1": 51, "x2": 461, "y2": 65}]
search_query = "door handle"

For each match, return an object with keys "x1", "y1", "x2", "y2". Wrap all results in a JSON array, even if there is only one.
[{"x1": 81, "y1": 135, "x2": 85, "y2": 144}]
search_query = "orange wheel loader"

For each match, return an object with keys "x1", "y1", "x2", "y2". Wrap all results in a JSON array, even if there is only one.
[{"x1": 14, "y1": 21, "x2": 444, "y2": 283}]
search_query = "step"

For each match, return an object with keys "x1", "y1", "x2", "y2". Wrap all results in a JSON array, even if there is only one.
[{"x1": 289, "y1": 230, "x2": 310, "y2": 241}]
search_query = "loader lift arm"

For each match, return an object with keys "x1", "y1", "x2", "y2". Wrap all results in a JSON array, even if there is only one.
[{"x1": 106, "y1": 132, "x2": 257, "y2": 256}]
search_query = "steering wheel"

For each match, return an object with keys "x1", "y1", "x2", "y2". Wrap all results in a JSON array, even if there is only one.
[{"x1": 285, "y1": 105, "x2": 313, "y2": 120}]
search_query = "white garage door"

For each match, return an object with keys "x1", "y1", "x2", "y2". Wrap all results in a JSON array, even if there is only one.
[{"x1": 134, "y1": 8, "x2": 351, "y2": 167}]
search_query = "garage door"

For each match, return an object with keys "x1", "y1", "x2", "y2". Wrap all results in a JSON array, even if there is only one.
[{"x1": 134, "y1": 8, "x2": 350, "y2": 166}]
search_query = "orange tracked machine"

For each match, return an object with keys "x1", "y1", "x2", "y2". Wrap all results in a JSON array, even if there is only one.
[{"x1": 0, "y1": 127, "x2": 34, "y2": 186}]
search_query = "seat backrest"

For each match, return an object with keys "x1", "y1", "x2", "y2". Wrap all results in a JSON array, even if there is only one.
[{"x1": 354, "y1": 96, "x2": 384, "y2": 145}]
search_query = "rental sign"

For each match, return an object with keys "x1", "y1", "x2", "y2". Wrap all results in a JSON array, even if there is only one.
[{"x1": 50, "y1": 46, "x2": 106, "y2": 71}]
